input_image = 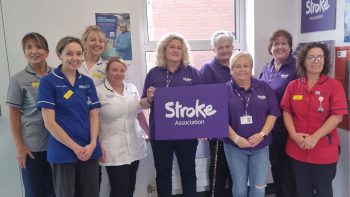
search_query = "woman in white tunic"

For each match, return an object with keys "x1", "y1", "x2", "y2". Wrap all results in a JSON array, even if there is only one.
[
  {"x1": 97, "y1": 57, "x2": 149, "y2": 197},
  {"x1": 79, "y1": 25, "x2": 107, "y2": 85}
]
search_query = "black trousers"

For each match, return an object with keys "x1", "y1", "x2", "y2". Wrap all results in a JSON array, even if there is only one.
[
  {"x1": 291, "y1": 158, "x2": 337, "y2": 197},
  {"x1": 208, "y1": 140, "x2": 232, "y2": 197},
  {"x1": 269, "y1": 130, "x2": 296, "y2": 197},
  {"x1": 151, "y1": 139, "x2": 198, "y2": 197},
  {"x1": 105, "y1": 160, "x2": 140, "y2": 197}
]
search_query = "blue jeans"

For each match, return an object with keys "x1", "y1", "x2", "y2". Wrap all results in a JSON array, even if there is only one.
[
  {"x1": 21, "y1": 151, "x2": 55, "y2": 197},
  {"x1": 224, "y1": 144, "x2": 269, "y2": 197}
]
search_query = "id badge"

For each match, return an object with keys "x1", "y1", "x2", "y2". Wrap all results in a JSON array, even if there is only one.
[{"x1": 240, "y1": 115, "x2": 253, "y2": 125}]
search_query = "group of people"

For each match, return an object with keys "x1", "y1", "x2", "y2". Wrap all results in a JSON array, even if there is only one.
[
  {"x1": 6, "y1": 26, "x2": 348, "y2": 197},
  {"x1": 7, "y1": 26, "x2": 148, "y2": 197}
]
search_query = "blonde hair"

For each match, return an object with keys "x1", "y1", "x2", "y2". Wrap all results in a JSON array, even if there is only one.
[
  {"x1": 155, "y1": 33, "x2": 192, "y2": 67},
  {"x1": 229, "y1": 51, "x2": 253, "y2": 71},
  {"x1": 81, "y1": 25, "x2": 106, "y2": 50}
]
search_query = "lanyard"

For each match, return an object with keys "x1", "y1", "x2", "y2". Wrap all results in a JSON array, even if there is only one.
[
  {"x1": 166, "y1": 70, "x2": 173, "y2": 87},
  {"x1": 268, "y1": 64, "x2": 282, "y2": 83},
  {"x1": 234, "y1": 87, "x2": 253, "y2": 116}
]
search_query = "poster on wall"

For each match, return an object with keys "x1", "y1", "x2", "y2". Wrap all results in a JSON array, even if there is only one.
[
  {"x1": 335, "y1": 46, "x2": 350, "y2": 130},
  {"x1": 301, "y1": 0, "x2": 336, "y2": 33},
  {"x1": 95, "y1": 13, "x2": 132, "y2": 61},
  {"x1": 295, "y1": 40, "x2": 335, "y2": 77},
  {"x1": 344, "y1": 0, "x2": 350, "y2": 42}
]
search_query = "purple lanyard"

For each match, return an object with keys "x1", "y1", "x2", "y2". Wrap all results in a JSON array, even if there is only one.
[
  {"x1": 268, "y1": 65, "x2": 282, "y2": 83},
  {"x1": 166, "y1": 70, "x2": 173, "y2": 87},
  {"x1": 234, "y1": 87, "x2": 253, "y2": 116}
]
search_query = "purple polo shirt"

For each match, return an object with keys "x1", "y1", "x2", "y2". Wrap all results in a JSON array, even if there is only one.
[
  {"x1": 259, "y1": 55, "x2": 297, "y2": 102},
  {"x1": 259, "y1": 55, "x2": 297, "y2": 134},
  {"x1": 142, "y1": 65, "x2": 204, "y2": 139},
  {"x1": 200, "y1": 58, "x2": 231, "y2": 84},
  {"x1": 224, "y1": 78, "x2": 280, "y2": 150}
]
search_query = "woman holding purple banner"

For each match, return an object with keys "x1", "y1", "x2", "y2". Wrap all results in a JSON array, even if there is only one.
[
  {"x1": 140, "y1": 33, "x2": 203, "y2": 197},
  {"x1": 224, "y1": 51, "x2": 280, "y2": 197}
]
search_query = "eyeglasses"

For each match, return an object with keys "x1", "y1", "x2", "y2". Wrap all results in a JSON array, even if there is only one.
[{"x1": 306, "y1": 55, "x2": 325, "y2": 63}]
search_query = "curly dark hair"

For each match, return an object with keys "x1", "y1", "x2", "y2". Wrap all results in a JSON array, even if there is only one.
[{"x1": 296, "y1": 42, "x2": 330, "y2": 77}]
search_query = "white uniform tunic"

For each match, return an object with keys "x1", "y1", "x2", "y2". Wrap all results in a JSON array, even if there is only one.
[
  {"x1": 79, "y1": 57, "x2": 106, "y2": 86},
  {"x1": 97, "y1": 80, "x2": 147, "y2": 166}
]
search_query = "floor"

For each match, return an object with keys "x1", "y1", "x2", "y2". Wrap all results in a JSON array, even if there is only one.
[{"x1": 172, "y1": 184, "x2": 277, "y2": 196}]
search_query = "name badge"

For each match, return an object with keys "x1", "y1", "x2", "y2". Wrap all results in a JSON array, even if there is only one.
[
  {"x1": 92, "y1": 72, "x2": 103, "y2": 79},
  {"x1": 240, "y1": 115, "x2": 253, "y2": 125},
  {"x1": 293, "y1": 95, "x2": 303, "y2": 100},
  {"x1": 63, "y1": 90, "x2": 74, "y2": 99},
  {"x1": 281, "y1": 74, "x2": 289, "y2": 78},
  {"x1": 31, "y1": 81, "x2": 39, "y2": 88}
]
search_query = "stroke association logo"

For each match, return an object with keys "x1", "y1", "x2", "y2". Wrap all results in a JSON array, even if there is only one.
[
  {"x1": 164, "y1": 99, "x2": 217, "y2": 126},
  {"x1": 305, "y1": 0, "x2": 330, "y2": 15}
]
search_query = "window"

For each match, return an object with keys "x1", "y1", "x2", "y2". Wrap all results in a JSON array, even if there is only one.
[
  {"x1": 146, "y1": 0, "x2": 236, "y2": 41},
  {"x1": 142, "y1": 0, "x2": 244, "y2": 69}
]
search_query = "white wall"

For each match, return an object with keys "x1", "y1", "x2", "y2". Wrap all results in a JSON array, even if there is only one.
[
  {"x1": 247, "y1": 0, "x2": 298, "y2": 75},
  {"x1": 0, "y1": 2, "x2": 22, "y2": 196}
]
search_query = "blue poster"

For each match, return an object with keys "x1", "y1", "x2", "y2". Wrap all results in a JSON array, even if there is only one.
[
  {"x1": 95, "y1": 13, "x2": 118, "y2": 40},
  {"x1": 154, "y1": 84, "x2": 229, "y2": 140},
  {"x1": 301, "y1": 0, "x2": 336, "y2": 33},
  {"x1": 95, "y1": 13, "x2": 118, "y2": 60},
  {"x1": 95, "y1": 13, "x2": 132, "y2": 60},
  {"x1": 345, "y1": 0, "x2": 350, "y2": 42}
]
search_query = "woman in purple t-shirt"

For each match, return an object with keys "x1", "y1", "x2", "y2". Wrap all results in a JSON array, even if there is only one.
[{"x1": 140, "y1": 33, "x2": 203, "y2": 197}]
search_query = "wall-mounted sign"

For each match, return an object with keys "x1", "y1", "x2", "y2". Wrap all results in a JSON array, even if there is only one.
[{"x1": 301, "y1": 0, "x2": 336, "y2": 33}]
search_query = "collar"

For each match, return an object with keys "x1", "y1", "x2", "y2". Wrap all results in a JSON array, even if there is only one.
[
  {"x1": 96, "y1": 57, "x2": 103, "y2": 65},
  {"x1": 213, "y1": 58, "x2": 230, "y2": 69},
  {"x1": 104, "y1": 79, "x2": 126, "y2": 93},
  {"x1": 299, "y1": 74, "x2": 328, "y2": 85},
  {"x1": 53, "y1": 64, "x2": 82, "y2": 80},
  {"x1": 268, "y1": 54, "x2": 296, "y2": 70},
  {"x1": 159, "y1": 64, "x2": 185, "y2": 73},
  {"x1": 231, "y1": 77, "x2": 260, "y2": 91},
  {"x1": 25, "y1": 63, "x2": 52, "y2": 76},
  {"x1": 82, "y1": 56, "x2": 104, "y2": 67}
]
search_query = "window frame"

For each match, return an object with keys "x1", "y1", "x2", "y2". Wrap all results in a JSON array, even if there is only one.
[{"x1": 141, "y1": 0, "x2": 245, "y2": 53}]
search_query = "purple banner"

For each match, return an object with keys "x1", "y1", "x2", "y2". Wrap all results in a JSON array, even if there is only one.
[
  {"x1": 301, "y1": 0, "x2": 336, "y2": 33},
  {"x1": 154, "y1": 84, "x2": 229, "y2": 140}
]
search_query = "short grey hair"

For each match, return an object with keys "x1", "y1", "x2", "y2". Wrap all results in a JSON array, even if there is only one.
[{"x1": 211, "y1": 30, "x2": 234, "y2": 48}]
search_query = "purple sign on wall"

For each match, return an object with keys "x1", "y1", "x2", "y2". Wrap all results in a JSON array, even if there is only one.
[
  {"x1": 301, "y1": 0, "x2": 336, "y2": 33},
  {"x1": 154, "y1": 84, "x2": 229, "y2": 140}
]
